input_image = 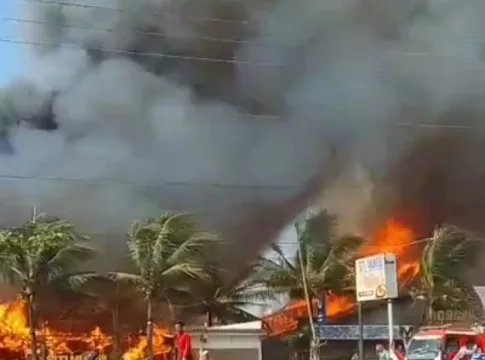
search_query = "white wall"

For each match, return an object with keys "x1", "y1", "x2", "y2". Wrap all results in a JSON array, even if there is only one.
[{"x1": 191, "y1": 330, "x2": 262, "y2": 360}]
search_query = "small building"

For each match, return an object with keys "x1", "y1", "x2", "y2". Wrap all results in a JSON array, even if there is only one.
[{"x1": 192, "y1": 321, "x2": 264, "y2": 360}]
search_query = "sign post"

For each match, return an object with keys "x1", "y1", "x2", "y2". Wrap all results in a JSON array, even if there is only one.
[
  {"x1": 355, "y1": 253, "x2": 399, "y2": 358},
  {"x1": 316, "y1": 297, "x2": 326, "y2": 340}
]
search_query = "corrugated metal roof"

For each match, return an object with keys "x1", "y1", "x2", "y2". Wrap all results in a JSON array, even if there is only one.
[{"x1": 209, "y1": 321, "x2": 262, "y2": 331}]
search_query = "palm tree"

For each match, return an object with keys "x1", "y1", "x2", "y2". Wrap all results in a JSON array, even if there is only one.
[
  {"x1": 110, "y1": 213, "x2": 216, "y2": 360},
  {"x1": 186, "y1": 265, "x2": 275, "y2": 327},
  {"x1": 410, "y1": 225, "x2": 483, "y2": 324},
  {"x1": 0, "y1": 214, "x2": 95, "y2": 360},
  {"x1": 259, "y1": 210, "x2": 363, "y2": 360},
  {"x1": 260, "y1": 210, "x2": 364, "y2": 301}
]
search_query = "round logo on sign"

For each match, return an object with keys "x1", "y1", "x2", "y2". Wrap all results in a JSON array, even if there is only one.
[{"x1": 376, "y1": 284, "x2": 387, "y2": 298}]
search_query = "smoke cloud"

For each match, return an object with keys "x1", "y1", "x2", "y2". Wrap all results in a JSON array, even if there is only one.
[{"x1": 1, "y1": 0, "x2": 485, "y2": 274}]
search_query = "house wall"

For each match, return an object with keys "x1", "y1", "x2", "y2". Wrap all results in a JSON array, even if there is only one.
[
  {"x1": 262, "y1": 338, "x2": 290, "y2": 360},
  {"x1": 320, "y1": 340, "x2": 387, "y2": 360},
  {"x1": 193, "y1": 332, "x2": 261, "y2": 349},
  {"x1": 194, "y1": 349, "x2": 259, "y2": 360},
  {"x1": 192, "y1": 330, "x2": 262, "y2": 360}
]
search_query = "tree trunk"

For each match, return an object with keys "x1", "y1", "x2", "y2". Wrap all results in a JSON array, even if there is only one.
[
  {"x1": 146, "y1": 299, "x2": 154, "y2": 360},
  {"x1": 309, "y1": 339, "x2": 320, "y2": 360},
  {"x1": 166, "y1": 298, "x2": 175, "y2": 323},
  {"x1": 110, "y1": 302, "x2": 120, "y2": 360},
  {"x1": 27, "y1": 297, "x2": 38, "y2": 360},
  {"x1": 206, "y1": 310, "x2": 213, "y2": 327},
  {"x1": 420, "y1": 299, "x2": 434, "y2": 326}
]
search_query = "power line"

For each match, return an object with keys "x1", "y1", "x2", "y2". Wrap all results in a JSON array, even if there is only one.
[
  {"x1": 0, "y1": 38, "x2": 285, "y2": 66},
  {"x1": 2, "y1": 35, "x2": 485, "y2": 76},
  {"x1": 270, "y1": 235, "x2": 485, "y2": 252},
  {"x1": 0, "y1": 173, "x2": 299, "y2": 190},
  {"x1": 5, "y1": 4, "x2": 485, "y2": 48},
  {"x1": 392, "y1": 122, "x2": 472, "y2": 129},
  {"x1": 11, "y1": 0, "x2": 485, "y2": 46},
  {"x1": 2, "y1": 17, "x2": 273, "y2": 46},
  {"x1": 15, "y1": 0, "x2": 250, "y2": 25},
  {"x1": 1, "y1": 226, "x2": 483, "y2": 246},
  {"x1": 5, "y1": 0, "x2": 485, "y2": 64}
]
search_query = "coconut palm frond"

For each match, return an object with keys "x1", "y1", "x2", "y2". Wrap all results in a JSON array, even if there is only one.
[
  {"x1": 413, "y1": 225, "x2": 480, "y2": 319},
  {"x1": 263, "y1": 210, "x2": 363, "y2": 302}
]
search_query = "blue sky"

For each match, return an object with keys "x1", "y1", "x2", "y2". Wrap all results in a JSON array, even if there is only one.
[{"x1": 0, "y1": 0, "x2": 21, "y2": 85}]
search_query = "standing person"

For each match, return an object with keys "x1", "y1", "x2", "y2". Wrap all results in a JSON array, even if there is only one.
[
  {"x1": 448, "y1": 337, "x2": 471, "y2": 360},
  {"x1": 199, "y1": 349, "x2": 211, "y2": 360},
  {"x1": 175, "y1": 321, "x2": 193, "y2": 360},
  {"x1": 470, "y1": 344, "x2": 482, "y2": 360},
  {"x1": 376, "y1": 344, "x2": 391, "y2": 360},
  {"x1": 391, "y1": 344, "x2": 405, "y2": 360}
]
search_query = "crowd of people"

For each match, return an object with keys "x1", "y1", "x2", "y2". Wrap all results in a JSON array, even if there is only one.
[{"x1": 370, "y1": 335, "x2": 485, "y2": 360}]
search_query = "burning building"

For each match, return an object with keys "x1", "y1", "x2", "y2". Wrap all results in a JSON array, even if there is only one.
[
  {"x1": 2, "y1": 0, "x2": 485, "y2": 358},
  {"x1": 262, "y1": 220, "x2": 421, "y2": 337},
  {"x1": 0, "y1": 300, "x2": 173, "y2": 359},
  {"x1": 261, "y1": 219, "x2": 485, "y2": 359}
]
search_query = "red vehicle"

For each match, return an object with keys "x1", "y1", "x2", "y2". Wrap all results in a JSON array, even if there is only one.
[{"x1": 406, "y1": 325, "x2": 478, "y2": 360}]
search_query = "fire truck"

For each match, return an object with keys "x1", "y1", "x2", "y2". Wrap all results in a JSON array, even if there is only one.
[{"x1": 405, "y1": 324, "x2": 485, "y2": 360}]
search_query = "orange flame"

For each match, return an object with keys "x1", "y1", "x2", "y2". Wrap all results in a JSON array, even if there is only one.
[
  {"x1": 0, "y1": 301, "x2": 172, "y2": 360},
  {"x1": 122, "y1": 328, "x2": 172, "y2": 360},
  {"x1": 264, "y1": 218, "x2": 421, "y2": 337}
]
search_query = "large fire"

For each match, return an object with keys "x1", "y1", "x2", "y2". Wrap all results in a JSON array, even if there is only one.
[
  {"x1": 0, "y1": 219, "x2": 420, "y2": 350},
  {"x1": 264, "y1": 218, "x2": 421, "y2": 336},
  {"x1": 0, "y1": 301, "x2": 172, "y2": 360}
]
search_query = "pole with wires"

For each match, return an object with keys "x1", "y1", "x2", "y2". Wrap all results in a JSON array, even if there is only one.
[{"x1": 296, "y1": 221, "x2": 319, "y2": 360}]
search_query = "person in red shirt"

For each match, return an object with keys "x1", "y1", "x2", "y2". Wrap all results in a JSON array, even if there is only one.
[{"x1": 175, "y1": 321, "x2": 193, "y2": 360}]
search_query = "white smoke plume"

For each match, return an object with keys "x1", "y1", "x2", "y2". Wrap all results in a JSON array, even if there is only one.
[{"x1": 1, "y1": 0, "x2": 485, "y2": 273}]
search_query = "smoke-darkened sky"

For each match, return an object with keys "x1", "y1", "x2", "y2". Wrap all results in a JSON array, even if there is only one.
[
  {"x1": 2, "y1": 0, "x2": 485, "y2": 276},
  {"x1": 0, "y1": 1, "x2": 21, "y2": 85}
]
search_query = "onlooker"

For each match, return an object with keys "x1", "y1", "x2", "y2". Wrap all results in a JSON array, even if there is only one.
[
  {"x1": 350, "y1": 350, "x2": 359, "y2": 360},
  {"x1": 376, "y1": 344, "x2": 391, "y2": 360},
  {"x1": 175, "y1": 321, "x2": 193, "y2": 360},
  {"x1": 199, "y1": 349, "x2": 211, "y2": 360},
  {"x1": 396, "y1": 344, "x2": 405, "y2": 355},
  {"x1": 392, "y1": 344, "x2": 406, "y2": 360},
  {"x1": 470, "y1": 344, "x2": 482, "y2": 360}
]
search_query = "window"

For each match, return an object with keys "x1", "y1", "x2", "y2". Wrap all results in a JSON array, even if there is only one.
[
  {"x1": 444, "y1": 336, "x2": 459, "y2": 355},
  {"x1": 407, "y1": 338, "x2": 440, "y2": 357}
]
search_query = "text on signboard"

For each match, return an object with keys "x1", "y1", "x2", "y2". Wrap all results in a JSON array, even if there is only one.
[{"x1": 367, "y1": 257, "x2": 384, "y2": 270}]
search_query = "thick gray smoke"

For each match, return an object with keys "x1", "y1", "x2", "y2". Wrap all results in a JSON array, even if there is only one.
[{"x1": 1, "y1": 0, "x2": 485, "y2": 273}]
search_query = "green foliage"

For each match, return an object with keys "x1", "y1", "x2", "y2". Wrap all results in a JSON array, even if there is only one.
[
  {"x1": 0, "y1": 214, "x2": 96, "y2": 297},
  {"x1": 186, "y1": 263, "x2": 276, "y2": 325},
  {"x1": 258, "y1": 210, "x2": 364, "y2": 300},
  {"x1": 109, "y1": 213, "x2": 220, "y2": 360},
  {"x1": 0, "y1": 214, "x2": 96, "y2": 360},
  {"x1": 112, "y1": 212, "x2": 217, "y2": 300},
  {"x1": 410, "y1": 226, "x2": 482, "y2": 318}
]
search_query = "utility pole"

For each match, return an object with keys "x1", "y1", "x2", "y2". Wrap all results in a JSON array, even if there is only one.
[
  {"x1": 31, "y1": 204, "x2": 37, "y2": 222},
  {"x1": 358, "y1": 302, "x2": 364, "y2": 360},
  {"x1": 296, "y1": 222, "x2": 319, "y2": 360}
]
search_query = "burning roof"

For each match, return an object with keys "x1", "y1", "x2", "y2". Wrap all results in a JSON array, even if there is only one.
[
  {"x1": 263, "y1": 219, "x2": 420, "y2": 337},
  {"x1": 0, "y1": 301, "x2": 172, "y2": 360}
]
